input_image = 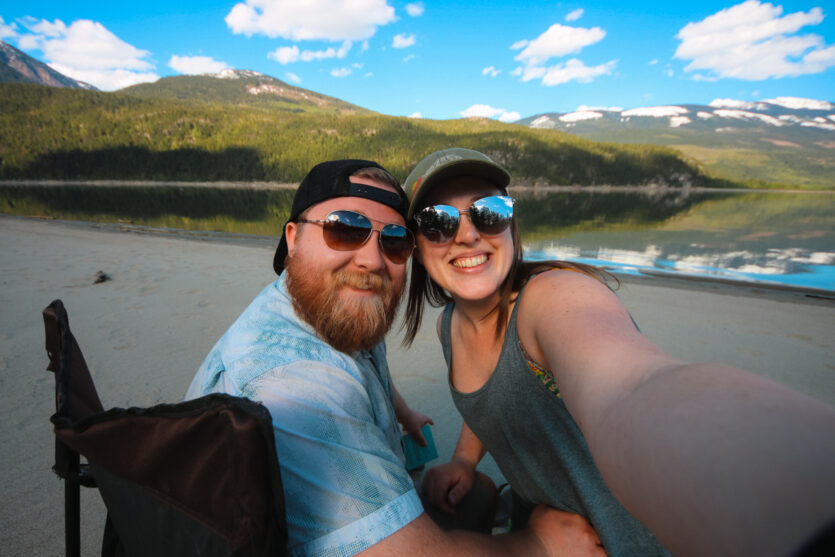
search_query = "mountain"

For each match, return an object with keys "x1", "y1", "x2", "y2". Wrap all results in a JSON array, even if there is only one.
[
  {"x1": 118, "y1": 69, "x2": 372, "y2": 115},
  {"x1": 0, "y1": 81, "x2": 721, "y2": 188},
  {"x1": 516, "y1": 98, "x2": 835, "y2": 189},
  {"x1": 0, "y1": 40, "x2": 96, "y2": 90}
]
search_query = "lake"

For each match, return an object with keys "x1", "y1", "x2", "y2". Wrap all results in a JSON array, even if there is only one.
[
  {"x1": 514, "y1": 188, "x2": 834, "y2": 292},
  {"x1": 2, "y1": 183, "x2": 833, "y2": 292}
]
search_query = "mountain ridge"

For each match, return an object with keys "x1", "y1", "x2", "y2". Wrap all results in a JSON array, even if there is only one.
[{"x1": 0, "y1": 40, "x2": 95, "y2": 90}]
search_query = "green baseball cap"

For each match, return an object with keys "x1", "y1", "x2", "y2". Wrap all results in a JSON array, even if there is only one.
[{"x1": 403, "y1": 147, "x2": 511, "y2": 219}]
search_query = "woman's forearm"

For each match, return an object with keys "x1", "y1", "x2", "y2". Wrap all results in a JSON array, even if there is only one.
[{"x1": 589, "y1": 362, "x2": 835, "y2": 557}]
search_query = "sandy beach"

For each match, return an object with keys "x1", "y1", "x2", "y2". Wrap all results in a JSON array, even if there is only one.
[{"x1": 1, "y1": 214, "x2": 833, "y2": 556}]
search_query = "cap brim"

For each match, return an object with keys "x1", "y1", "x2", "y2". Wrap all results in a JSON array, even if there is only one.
[{"x1": 407, "y1": 160, "x2": 510, "y2": 219}]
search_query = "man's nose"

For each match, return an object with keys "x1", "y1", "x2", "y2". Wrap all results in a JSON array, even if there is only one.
[{"x1": 352, "y1": 230, "x2": 386, "y2": 271}]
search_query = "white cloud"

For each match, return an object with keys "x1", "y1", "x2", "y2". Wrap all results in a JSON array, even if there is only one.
[
  {"x1": 482, "y1": 66, "x2": 501, "y2": 77},
  {"x1": 540, "y1": 58, "x2": 616, "y2": 85},
  {"x1": 409, "y1": 111, "x2": 423, "y2": 118},
  {"x1": 0, "y1": 16, "x2": 18, "y2": 40},
  {"x1": 330, "y1": 66, "x2": 352, "y2": 77},
  {"x1": 510, "y1": 39, "x2": 529, "y2": 50},
  {"x1": 674, "y1": 0, "x2": 835, "y2": 80},
  {"x1": 402, "y1": 54, "x2": 415, "y2": 62},
  {"x1": 14, "y1": 18, "x2": 157, "y2": 90},
  {"x1": 566, "y1": 9, "x2": 584, "y2": 22},
  {"x1": 649, "y1": 59, "x2": 658, "y2": 65},
  {"x1": 514, "y1": 23, "x2": 605, "y2": 66},
  {"x1": 393, "y1": 33, "x2": 415, "y2": 48},
  {"x1": 226, "y1": 0, "x2": 396, "y2": 41},
  {"x1": 460, "y1": 104, "x2": 519, "y2": 122},
  {"x1": 285, "y1": 72, "x2": 302, "y2": 83},
  {"x1": 169, "y1": 55, "x2": 229, "y2": 75},
  {"x1": 405, "y1": 3, "x2": 425, "y2": 17},
  {"x1": 268, "y1": 41, "x2": 352, "y2": 64}
]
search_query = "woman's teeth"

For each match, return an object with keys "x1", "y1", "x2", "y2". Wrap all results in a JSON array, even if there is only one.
[{"x1": 452, "y1": 254, "x2": 488, "y2": 268}]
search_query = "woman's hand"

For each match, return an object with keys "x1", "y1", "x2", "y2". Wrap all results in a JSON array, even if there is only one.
[
  {"x1": 421, "y1": 459, "x2": 477, "y2": 514},
  {"x1": 400, "y1": 407, "x2": 434, "y2": 446}
]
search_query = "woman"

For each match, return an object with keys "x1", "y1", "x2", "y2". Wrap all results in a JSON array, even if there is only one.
[{"x1": 401, "y1": 148, "x2": 835, "y2": 557}]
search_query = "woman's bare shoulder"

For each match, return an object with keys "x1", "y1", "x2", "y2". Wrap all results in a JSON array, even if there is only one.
[{"x1": 522, "y1": 268, "x2": 618, "y2": 308}]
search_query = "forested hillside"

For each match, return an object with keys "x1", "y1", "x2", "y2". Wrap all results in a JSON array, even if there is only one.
[{"x1": 0, "y1": 83, "x2": 728, "y2": 187}]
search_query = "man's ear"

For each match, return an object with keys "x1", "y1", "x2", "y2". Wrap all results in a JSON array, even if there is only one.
[{"x1": 285, "y1": 222, "x2": 298, "y2": 256}]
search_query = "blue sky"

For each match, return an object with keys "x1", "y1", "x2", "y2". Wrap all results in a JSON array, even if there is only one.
[{"x1": 2, "y1": 0, "x2": 833, "y2": 120}]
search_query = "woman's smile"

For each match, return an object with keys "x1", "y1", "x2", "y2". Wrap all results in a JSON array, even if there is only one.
[{"x1": 451, "y1": 253, "x2": 489, "y2": 269}]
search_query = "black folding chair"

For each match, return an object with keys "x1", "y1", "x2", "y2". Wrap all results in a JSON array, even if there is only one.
[{"x1": 43, "y1": 299, "x2": 288, "y2": 556}]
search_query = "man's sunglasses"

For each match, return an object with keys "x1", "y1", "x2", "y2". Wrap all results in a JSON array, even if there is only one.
[
  {"x1": 296, "y1": 210, "x2": 415, "y2": 264},
  {"x1": 413, "y1": 195, "x2": 515, "y2": 244}
]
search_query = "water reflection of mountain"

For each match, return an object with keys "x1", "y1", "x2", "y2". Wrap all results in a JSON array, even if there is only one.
[
  {"x1": 512, "y1": 188, "x2": 725, "y2": 236},
  {"x1": 519, "y1": 190, "x2": 835, "y2": 290}
]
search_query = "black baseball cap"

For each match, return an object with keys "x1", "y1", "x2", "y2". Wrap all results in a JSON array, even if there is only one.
[{"x1": 273, "y1": 159, "x2": 409, "y2": 274}]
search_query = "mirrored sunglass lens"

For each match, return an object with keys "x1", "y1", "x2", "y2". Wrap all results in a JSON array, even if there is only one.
[
  {"x1": 380, "y1": 225, "x2": 414, "y2": 263},
  {"x1": 471, "y1": 196, "x2": 514, "y2": 235},
  {"x1": 323, "y1": 211, "x2": 372, "y2": 250},
  {"x1": 417, "y1": 205, "x2": 459, "y2": 243}
]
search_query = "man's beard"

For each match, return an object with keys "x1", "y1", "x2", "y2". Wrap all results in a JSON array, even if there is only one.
[{"x1": 285, "y1": 256, "x2": 405, "y2": 353}]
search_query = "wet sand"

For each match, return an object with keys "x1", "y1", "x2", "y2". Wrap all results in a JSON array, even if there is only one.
[{"x1": 1, "y1": 215, "x2": 833, "y2": 555}]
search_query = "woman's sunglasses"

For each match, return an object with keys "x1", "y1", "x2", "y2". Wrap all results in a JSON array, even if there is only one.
[
  {"x1": 296, "y1": 210, "x2": 415, "y2": 264},
  {"x1": 414, "y1": 195, "x2": 515, "y2": 244}
]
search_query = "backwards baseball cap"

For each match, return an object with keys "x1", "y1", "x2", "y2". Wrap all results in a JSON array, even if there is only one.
[
  {"x1": 273, "y1": 159, "x2": 409, "y2": 275},
  {"x1": 403, "y1": 147, "x2": 511, "y2": 220}
]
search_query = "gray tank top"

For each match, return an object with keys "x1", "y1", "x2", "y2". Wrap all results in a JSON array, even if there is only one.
[{"x1": 443, "y1": 293, "x2": 669, "y2": 556}]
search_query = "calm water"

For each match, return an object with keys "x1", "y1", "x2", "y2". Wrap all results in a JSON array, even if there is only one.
[
  {"x1": 515, "y1": 189, "x2": 835, "y2": 292},
  {"x1": 2, "y1": 184, "x2": 833, "y2": 291}
]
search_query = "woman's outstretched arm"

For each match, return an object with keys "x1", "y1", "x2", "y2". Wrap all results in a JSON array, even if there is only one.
[{"x1": 519, "y1": 270, "x2": 835, "y2": 557}]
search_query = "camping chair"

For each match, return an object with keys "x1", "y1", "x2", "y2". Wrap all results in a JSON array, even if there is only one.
[{"x1": 43, "y1": 299, "x2": 288, "y2": 557}]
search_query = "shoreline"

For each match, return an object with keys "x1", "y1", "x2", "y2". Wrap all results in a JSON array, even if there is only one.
[
  {"x1": 14, "y1": 214, "x2": 834, "y2": 303},
  {"x1": 2, "y1": 179, "x2": 833, "y2": 194}
]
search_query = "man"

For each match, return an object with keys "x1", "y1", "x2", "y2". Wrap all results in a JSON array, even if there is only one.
[{"x1": 186, "y1": 159, "x2": 603, "y2": 556}]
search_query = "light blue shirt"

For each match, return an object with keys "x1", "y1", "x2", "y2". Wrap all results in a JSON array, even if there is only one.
[{"x1": 186, "y1": 274, "x2": 422, "y2": 556}]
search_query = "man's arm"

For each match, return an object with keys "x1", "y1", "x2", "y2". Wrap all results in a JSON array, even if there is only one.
[
  {"x1": 360, "y1": 505, "x2": 605, "y2": 557},
  {"x1": 520, "y1": 270, "x2": 835, "y2": 557}
]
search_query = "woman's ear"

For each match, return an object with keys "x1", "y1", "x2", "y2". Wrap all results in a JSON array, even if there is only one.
[{"x1": 285, "y1": 222, "x2": 298, "y2": 256}]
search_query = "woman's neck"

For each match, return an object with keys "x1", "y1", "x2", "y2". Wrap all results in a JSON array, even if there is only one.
[{"x1": 452, "y1": 291, "x2": 505, "y2": 334}]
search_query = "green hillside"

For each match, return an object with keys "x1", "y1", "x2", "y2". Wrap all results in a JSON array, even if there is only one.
[
  {"x1": 0, "y1": 82, "x2": 731, "y2": 187},
  {"x1": 119, "y1": 71, "x2": 371, "y2": 115}
]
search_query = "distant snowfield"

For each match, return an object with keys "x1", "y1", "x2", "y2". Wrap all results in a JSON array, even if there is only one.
[{"x1": 524, "y1": 96, "x2": 835, "y2": 131}]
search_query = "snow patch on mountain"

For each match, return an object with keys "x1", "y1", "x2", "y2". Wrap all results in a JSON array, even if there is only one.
[
  {"x1": 559, "y1": 111, "x2": 603, "y2": 123},
  {"x1": 212, "y1": 69, "x2": 265, "y2": 80},
  {"x1": 764, "y1": 97, "x2": 834, "y2": 111},
  {"x1": 802, "y1": 121, "x2": 835, "y2": 131},
  {"x1": 670, "y1": 116, "x2": 691, "y2": 128},
  {"x1": 709, "y1": 99, "x2": 769, "y2": 111},
  {"x1": 713, "y1": 109, "x2": 784, "y2": 127},
  {"x1": 530, "y1": 115, "x2": 556, "y2": 128}
]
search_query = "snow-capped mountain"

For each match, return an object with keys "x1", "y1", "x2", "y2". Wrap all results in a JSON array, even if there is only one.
[{"x1": 518, "y1": 97, "x2": 835, "y2": 133}]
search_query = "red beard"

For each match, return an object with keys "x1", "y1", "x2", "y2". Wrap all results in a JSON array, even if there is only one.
[{"x1": 285, "y1": 256, "x2": 405, "y2": 353}]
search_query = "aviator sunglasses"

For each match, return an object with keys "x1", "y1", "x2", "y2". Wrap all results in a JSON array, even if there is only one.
[
  {"x1": 296, "y1": 210, "x2": 415, "y2": 264},
  {"x1": 414, "y1": 195, "x2": 515, "y2": 244}
]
